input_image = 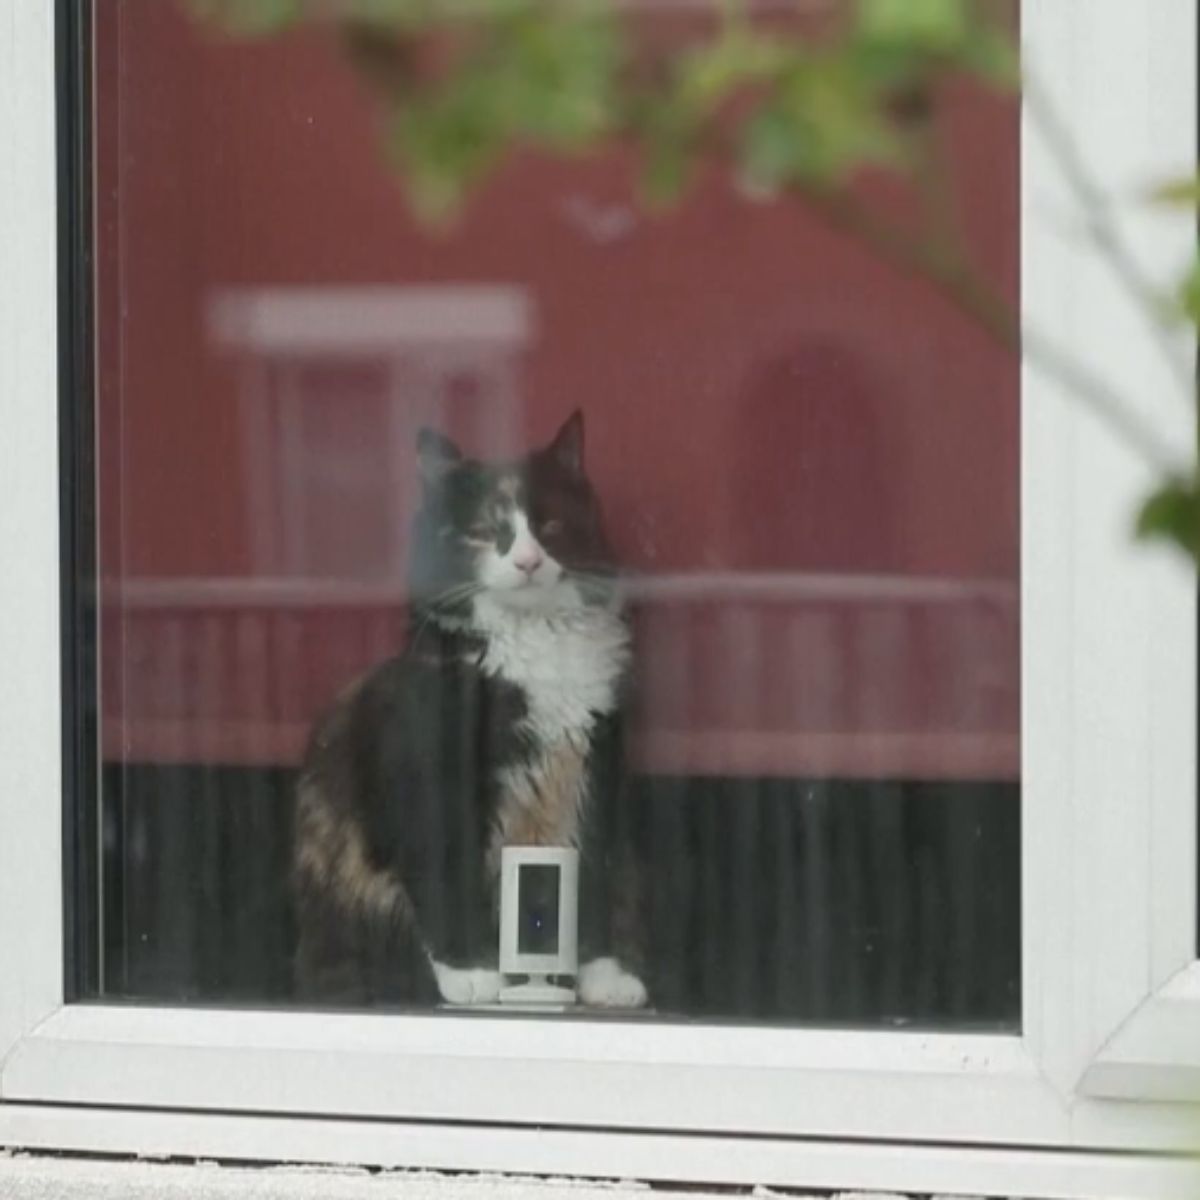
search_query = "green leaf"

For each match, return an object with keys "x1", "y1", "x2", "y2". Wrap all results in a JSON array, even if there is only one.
[
  {"x1": 740, "y1": 56, "x2": 903, "y2": 188},
  {"x1": 852, "y1": 0, "x2": 1017, "y2": 96},
  {"x1": 856, "y1": 0, "x2": 970, "y2": 55},
  {"x1": 186, "y1": 0, "x2": 303, "y2": 36},
  {"x1": 635, "y1": 93, "x2": 697, "y2": 207},
  {"x1": 641, "y1": 134, "x2": 692, "y2": 207},
  {"x1": 958, "y1": 25, "x2": 1020, "y2": 88},
  {"x1": 344, "y1": 0, "x2": 435, "y2": 24},
  {"x1": 373, "y1": 5, "x2": 624, "y2": 224},
  {"x1": 675, "y1": 31, "x2": 791, "y2": 113},
  {"x1": 494, "y1": 10, "x2": 621, "y2": 147},
  {"x1": 741, "y1": 104, "x2": 806, "y2": 189},
  {"x1": 390, "y1": 89, "x2": 505, "y2": 223},
  {"x1": 1135, "y1": 479, "x2": 1200, "y2": 560},
  {"x1": 1176, "y1": 258, "x2": 1200, "y2": 324},
  {"x1": 1149, "y1": 174, "x2": 1200, "y2": 207}
]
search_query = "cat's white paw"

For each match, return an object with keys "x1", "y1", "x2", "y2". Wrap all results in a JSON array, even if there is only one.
[
  {"x1": 433, "y1": 962, "x2": 503, "y2": 1006},
  {"x1": 578, "y1": 957, "x2": 648, "y2": 1009}
]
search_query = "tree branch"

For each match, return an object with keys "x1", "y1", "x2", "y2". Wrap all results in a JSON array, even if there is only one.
[
  {"x1": 799, "y1": 184, "x2": 1181, "y2": 470},
  {"x1": 1025, "y1": 72, "x2": 1196, "y2": 404}
]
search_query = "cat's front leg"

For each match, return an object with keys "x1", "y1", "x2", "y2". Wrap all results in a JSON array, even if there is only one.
[
  {"x1": 429, "y1": 957, "x2": 503, "y2": 1006},
  {"x1": 577, "y1": 845, "x2": 649, "y2": 1010},
  {"x1": 416, "y1": 884, "x2": 503, "y2": 1006},
  {"x1": 578, "y1": 955, "x2": 648, "y2": 1008}
]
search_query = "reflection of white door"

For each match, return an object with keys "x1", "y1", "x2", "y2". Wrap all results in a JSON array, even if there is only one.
[{"x1": 210, "y1": 286, "x2": 535, "y2": 579}]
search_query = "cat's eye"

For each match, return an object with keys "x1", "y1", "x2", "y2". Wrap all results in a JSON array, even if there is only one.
[
  {"x1": 539, "y1": 518, "x2": 564, "y2": 538},
  {"x1": 466, "y1": 523, "x2": 494, "y2": 541}
]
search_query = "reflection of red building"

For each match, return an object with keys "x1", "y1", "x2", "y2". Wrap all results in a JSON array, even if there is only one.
[{"x1": 96, "y1": 2, "x2": 1019, "y2": 780}]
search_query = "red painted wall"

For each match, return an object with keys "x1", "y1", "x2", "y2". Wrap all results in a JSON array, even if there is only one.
[{"x1": 96, "y1": 2, "x2": 1020, "y2": 779}]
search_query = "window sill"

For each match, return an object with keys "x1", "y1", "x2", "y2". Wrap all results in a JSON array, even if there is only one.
[
  {"x1": 1080, "y1": 963, "x2": 1200, "y2": 1102},
  {"x1": 2, "y1": 1004, "x2": 1051, "y2": 1144}
]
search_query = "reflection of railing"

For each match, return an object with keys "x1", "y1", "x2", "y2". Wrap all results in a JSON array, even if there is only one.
[
  {"x1": 102, "y1": 573, "x2": 1019, "y2": 780},
  {"x1": 628, "y1": 572, "x2": 1018, "y2": 780}
]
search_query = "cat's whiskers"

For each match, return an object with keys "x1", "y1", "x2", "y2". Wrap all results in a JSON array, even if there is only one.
[
  {"x1": 408, "y1": 581, "x2": 484, "y2": 655},
  {"x1": 564, "y1": 565, "x2": 622, "y2": 605}
]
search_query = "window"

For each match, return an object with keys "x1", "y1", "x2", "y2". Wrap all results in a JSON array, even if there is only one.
[
  {"x1": 90, "y1": 0, "x2": 1019, "y2": 1025},
  {"x1": 1, "y1": 2, "x2": 1198, "y2": 1194}
]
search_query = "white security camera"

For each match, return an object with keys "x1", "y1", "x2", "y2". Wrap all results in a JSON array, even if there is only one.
[{"x1": 498, "y1": 846, "x2": 579, "y2": 1007}]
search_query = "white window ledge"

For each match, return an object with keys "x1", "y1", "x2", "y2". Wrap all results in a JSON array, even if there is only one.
[{"x1": 1081, "y1": 962, "x2": 1200, "y2": 1102}]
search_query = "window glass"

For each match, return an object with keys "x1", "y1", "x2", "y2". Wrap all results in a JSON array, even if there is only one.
[{"x1": 84, "y1": 0, "x2": 1020, "y2": 1026}]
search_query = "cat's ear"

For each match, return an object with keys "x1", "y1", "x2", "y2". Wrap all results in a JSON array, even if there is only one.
[
  {"x1": 417, "y1": 428, "x2": 463, "y2": 487},
  {"x1": 546, "y1": 410, "x2": 584, "y2": 475}
]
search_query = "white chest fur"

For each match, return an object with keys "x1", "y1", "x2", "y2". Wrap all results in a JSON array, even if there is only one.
[
  {"x1": 472, "y1": 594, "x2": 630, "y2": 744},
  {"x1": 473, "y1": 595, "x2": 630, "y2": 857}
]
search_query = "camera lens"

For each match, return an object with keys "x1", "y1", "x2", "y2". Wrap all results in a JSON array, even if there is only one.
[{"x1": 517, "y1": 864, "x2": 560, "y2": 956}]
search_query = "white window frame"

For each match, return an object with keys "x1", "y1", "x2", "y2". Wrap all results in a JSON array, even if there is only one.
[{"x1": 2, "y1": 2, "x2": 1198, "y2": 1196}]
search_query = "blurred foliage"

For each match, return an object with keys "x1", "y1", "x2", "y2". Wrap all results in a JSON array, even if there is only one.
[
  {"x1": 188, "y1": 0, "x2": 1199, "y2": 564},
  {"x1": 1137, "y1": 476, "x2": 1200, "y2": 561},
  {"x1": 190, "y1": 0, "x2": 1016, "y2": 218}
]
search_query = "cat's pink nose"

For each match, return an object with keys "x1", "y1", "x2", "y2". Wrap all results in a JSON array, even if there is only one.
[{"x1": 513, "y1": 545, "x2": 544, "y2": 575}]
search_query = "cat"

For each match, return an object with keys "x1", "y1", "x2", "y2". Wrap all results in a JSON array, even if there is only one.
[{"x1": 292, "y1": 411, "x2": 648, "y2": 1009}]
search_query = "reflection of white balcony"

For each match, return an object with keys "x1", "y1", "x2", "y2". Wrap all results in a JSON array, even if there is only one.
[
  {"x1": 208, "y1": 285, "x2": 535, "y2": 580},
  {"x1": 102, "y1": 570, "x2": 1016, "y2": 608},
  {"x1": 623, "y1": 571, "x2": 1014, "y2": 605},
  {"x1": 101, "y1": 572, "x2": 1019, "y2": 782}
]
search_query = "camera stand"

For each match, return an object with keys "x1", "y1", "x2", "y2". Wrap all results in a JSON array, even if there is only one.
[{"x1": 499, "y1": 975, "x2": 576, "y2": 1006}]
